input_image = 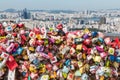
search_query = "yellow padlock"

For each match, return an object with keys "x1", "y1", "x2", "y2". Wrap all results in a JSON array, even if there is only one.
[
  {"x1": 29, "y1": 47, "x2": 35, "y2": 52},
  {"x1": 100, "y1": 76, "x2": 104, "y2": 80},
  {"x1": 84, "y1": 28, "x2": 90, "y2": 34},
  {"x1": 76, "y1": 44, "x2": 82, "y2": 50},
  {"x1": 82, "y1": 53, "x2": 86, "y2": 59},
  {"x1": 93, "y1": 56, "x2": 101, "y2": 63},
  {"x1": 79, "y1": 67, "x2": 85, "y2": 74},
  {"x1": 29, "y1": 65, "x2": 37, "y2": 73},
  {"x1": 50, "y1": 71, "x2": 57, "y2": 79},
  {"x1": 39, "y1": 67, "x2": 46, "y2": 73},
  {"x1": 23, "y1": 55, "x2": 29, "y2": 60},
  {"x1": 36, "y1": 34, "x2": 41, "y2": 40}
]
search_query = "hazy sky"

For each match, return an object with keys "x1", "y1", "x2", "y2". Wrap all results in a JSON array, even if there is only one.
[{"x1": 0, "y1": 0, "x2": 120, "y2": 10}]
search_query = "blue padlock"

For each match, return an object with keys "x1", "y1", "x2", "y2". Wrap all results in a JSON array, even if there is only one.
[
  {"x1": 16, "y1": 47, "x2": 23, "y2": 55},
  {"x1": 116, "y1": 57, "x2": 120, "y2": 63},
  {"x1": 65, "y1": 59, "x2": 71, "y2": 66},
  {"x1": 109, "y1": 55, "x2": 116, "y2": 61},
  {"x1": 98, "y1": 37, "x2": 104, "y2": 43},
  {"x1": 91, "y1": 31, "x2": 98, "y2": 37},
  {"x1": 22, "y1": 72, "x2": 26, "y2": 76},
  {"x1": 32, "y1": 58, "x2": 39, "y2": 66}
]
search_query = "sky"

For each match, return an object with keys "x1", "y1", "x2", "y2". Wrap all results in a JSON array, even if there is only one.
[{"x1": 0, "y1": 0, "x2": 120, "y2": 11}]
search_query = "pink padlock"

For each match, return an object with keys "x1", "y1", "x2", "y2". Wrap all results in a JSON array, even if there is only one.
[
  {"x1": 6, "y1": 43, "x2": 15, "y2": 53},
  {"x1": 20, "y1": 30, "x2": 25, "y2": 34},
  {"x1": 104, "y1": 37, "x2": 111, "y2": 45},
  {"x1": 100, "y1": 52, "x2": 108, "y2": 58}
]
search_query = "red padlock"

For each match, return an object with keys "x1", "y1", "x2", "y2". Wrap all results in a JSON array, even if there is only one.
[
  {"x1": 46, "y1": 64, "x2": 52, "y2": 71},
  {"x1": 82, "y1": 45, "x2": 88, "y2": 52},
  {"x1": 84, "y1": 38, "x2": 91, "y2": 46},
  {"x1": 33, "y1": 27, "x2": 40, "y2": 34},
  {"x1": 87, "y1": 48, "x2": 91, "y2": 55},
  {"x1": 18, "y1": 23, "x2": 24, "y2": 28},
  {"x1": 6, "y1": 55, "x2": 18, "y2": 71},
  {"x1": 21, "y1": 34, "x2": 27, "y2": 41},
  {"x1": 0, "y1": 29, "x2": 6, "y2": 36},
  {"x1": 12, "y1": 32, "x2": 17, "y2": 37},
  {"x1": 56, "y1": 24, "x2": 63, "y2": 30}
]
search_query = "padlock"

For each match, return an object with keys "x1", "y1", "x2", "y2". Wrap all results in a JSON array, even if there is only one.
[
  {"x1": 18, "y1": 23, "x2": 24, "y2": 28},
  {"x1": 50, "y1": 71, "x2": 57, "y2": 79},
  {"x1": 67, "y1": 72, "x2": 74, "y2": 80},
  {"x1": 65, "y1": 59, "x2": 71, "y2": 66},
  {"x1": 50, "y1": 56, "x2": 57, "y2": 64},
  {"x1": 100, "y1": 52, "x2": 107, "y2": 58},
  {"x1": 6, "y1": 43, "x2": 15, "y2": 53},
  {"x1": 108, "y1": 48, "x2": 115, "y2": 55},
  {"x1": 61, "y1": 46, "x2": 70, "y2": 55},
  {"x1": 6, "y1": 55, "x2": 18, "y2": 71},
  {"x1": 53, "y1": 64, "x2": 58, "y2": 71},
  {"x1": 98, "y1": 32, "x2": 104, "y2": 38},
  {"x1": 69, "y1": 47, "x2": 75, "y2": 55},
  {"x1": 62, "y1": 72, "x2": 67, "y2": 79},
  {"x1": 33, "y1": 27, "x2": 40, "y2": 34},
  {"x1": 29, "y1": 47, "x2": 35, "y2": 52},
  {"x1": 30, "y1": 73, "x2": 38, "y2": 79},
  {"x1": 104, "y1": 37, "x2": 111, "y2": 45},
  {"x1": 46, "y1": 64, "x2": 52, "y2": 71},
  {"x1": 116, "y1": 57, "x2": 120, "y2": 63},
  {"x1": 100, "y1": 76, "x2": 104, "y2": 80},
  {"x1": 92, "y1": 37, "x2": 98, "y2": 44},
  {"x1": 74, "y1": 70, "x2": 81, "y2": 77},
  {"x1": 84, "y1": 38, "x2": 91, "y2": 45},
  {"x1": 0, "y1": 52, "x2": 9, "y2": 68},
  {"x1": 5, "y1": 26, "x2": 13, "y2": 32},
  {"x1": 29, "y1": 65, "x2": 37, "y2": 73},
  {"x1": 21, "y1": 34, "x2": 27, "y2": 41},
  {"x1": 62, "y1": 66, "x2": 69, "y2": 73},
  {"x1": 81, "y1": 73, "x2": 88, "y2": 80},
  {"x1": 91, "y1": 31, "x2": 98, "y2": 37},
  {"x1": 74, "y1": 38, "x2": 84, "y2": 44},
  {"x1": 105, "y1": 60, "x2": 110, "y2": 67},
  {"x1": 82, "y1": 45, "x2": 88, "y2": 51},
  {"x1": 15, "y1": 47, "x2": 23, "y2": 55},
  {"x1": 57, "y1": 24, "x2": 63, "y2": 30},
  {"x1": 49, "y1": 38, "x2": 55, "y2": 43},
  {"x1": 98, "y1": 37, "x2": 104, "y2": 43},
  {"x1": 36, "y1": 46, "x2": 44, "y2": 52},
  {"x1": 76, "y1": 44, "x2": 82, "y2": 50},
  {"x1": 40, "y1": 75, "x2": 49, "y2": 80},
  {"x1": 93, "y1": 56, "x2": 101, "y2": 63},
  {"x1": 83, "y1": 34, "x2": 89, "y2": 39},
  {"x1": 96, "y1": 46, "x2": 104, "y2": 52},
  {"x1": 29, "y1": 31, "x2": 36, "y2": 39}
]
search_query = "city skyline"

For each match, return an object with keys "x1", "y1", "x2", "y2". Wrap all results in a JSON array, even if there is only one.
[{"x1": 0, "y1": 0, "x2": 120, "y2": 11}]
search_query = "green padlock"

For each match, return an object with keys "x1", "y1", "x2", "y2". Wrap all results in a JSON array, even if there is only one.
[
  {"x1": 44, "y1": 39, "x2": 48, "y2": 45},
  {"x1": 28, "y1": 76, "x2": 31, "y2": 80},
  {"x1": 62, "y1": 72, "x2": 67, "y2": 79},
  {"x1": 55, "y1": 40, "x2": 61, "y2": 44},
  {"x1": 105, "y1": 60, "x2": 110, "y2": 67}
]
